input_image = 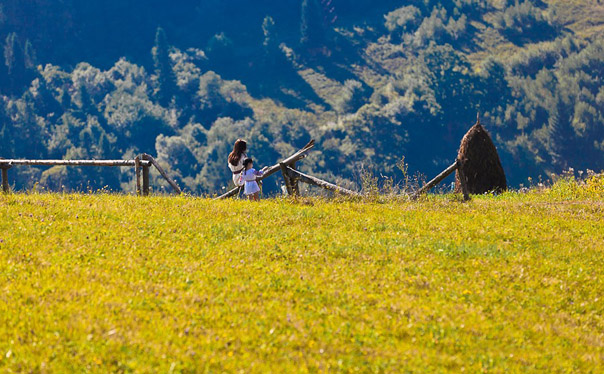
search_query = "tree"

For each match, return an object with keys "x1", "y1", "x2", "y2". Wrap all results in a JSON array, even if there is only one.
[
  {"x1": 0, "y1": 41, "x2": 7, "y2": 93},
  {"x1": 3, "y1": 33, "x2": 38, "y2": 96},
  {"x1": 4, "y1": 33, "x2": 28, "y2": 95},
  {"x1": 76, "y1": 84, "x2": 93, "y2": 114},
  {"x1": 24, "y1": 39, "x2": 36, "y2": 68},
  {"x1": 155, "y1": 134, "x2": 199, "y2": 178},
  {"x1": 547, "y1": 95, "x2": 574, "y2": 165},
  {"x1": 4, "y1": 34, "x2": 23, "y2": 76},
  {"x1": 0, "y1": 101, "x2": 14, "y2": 157},
  {"x1": 333, "y1": 80, "x2": 365, "y2": 114},
  {"x1": 205, "y1": 32, "x2": 234, "y2": 70},
  {"x1": 494, "y1": 1, "x2": 560, "y2": 44},
  {"x1": 300, "y1": 0, "x2": 325, "y2": 47},
  {"x1": 60, "y1": 88, "x2": 72, "y2": 110},
  {"x1": 477, "y1": 58, "x2": 510, "y2": 112},
  {"x1": 152, "y1": 27, "x2": 177, "y2": 107},
  {"x1": 5, "y1": 96, "x2": 48, "y2": 159},
  {"x1": 78, "y1": 126, "x2": 95, "y2": 155},
  {"x1": 262, "y1": 16, "x2": 277, "y2": 51},
  {"x1": 29, "y1": 77, "x2": 62, "y2": 117},
  {"x1": 384, "y1": 5, "x2": 421, "y2": 43},
  {"x1": 98, "y1": 132, "x2": 113, "y2": 158}
]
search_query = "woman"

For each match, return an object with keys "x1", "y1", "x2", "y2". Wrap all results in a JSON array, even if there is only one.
[{"x1": 228, "y1": 139, "x2": 248, "y2": 187}]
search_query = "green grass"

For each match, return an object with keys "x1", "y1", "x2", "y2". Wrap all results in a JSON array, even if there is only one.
[{"x1": 0, "y1": 181, "x2": 603, "y2": 373}]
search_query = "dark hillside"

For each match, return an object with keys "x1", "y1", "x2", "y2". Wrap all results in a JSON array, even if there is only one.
[{"x1": 0, "y1": 0, "x2": 603, "y2": 193}]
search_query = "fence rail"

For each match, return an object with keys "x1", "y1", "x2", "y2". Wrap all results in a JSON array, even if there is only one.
[
  {"x1": 0, "y1": 154, "x2": 181, "y2": 196},
  {"x1": 215, "y1": 140, "x2": 316, "y2": 200},
  {"x1": 215, "y1": 139, "x2": 361, "y2": 200},
  {"x1": 0, "y1": 159, "x2": 152, "y2": 167},
  {"x1": 2, "y1": 139, "x2": 356, "y2": 199}
]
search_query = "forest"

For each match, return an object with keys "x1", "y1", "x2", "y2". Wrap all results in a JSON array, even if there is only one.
[{"x1": 1, "y1": 0, "x2": 603, "y2": 194}]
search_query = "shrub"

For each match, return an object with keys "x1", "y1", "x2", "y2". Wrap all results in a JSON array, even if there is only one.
[
  {"x1": 384, "y1": 6, "x2": 422, "y2": 35},
  {"x1": 494, "y1": 1, "x2": 560, "y2": 43}
]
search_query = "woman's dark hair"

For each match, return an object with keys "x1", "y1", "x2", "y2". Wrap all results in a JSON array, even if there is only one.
[
  {"x1": 243, "y1": 158, "x2": 253, "y2": 169},
  {"x1": 228, "y1": 139, "x2": 247, "y2": 166}
]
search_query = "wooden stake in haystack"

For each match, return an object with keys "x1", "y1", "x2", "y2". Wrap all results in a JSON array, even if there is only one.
[
  {"x1": 455, "y1": 117, "x2": 507, "y2": 194},
  {"x1": 413, "y1": 115, "x2": 507, "y2": 200}
]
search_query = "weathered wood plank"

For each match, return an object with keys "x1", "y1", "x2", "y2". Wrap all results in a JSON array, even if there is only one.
[
  {"x1": 0, "y1": 159, "x2": 151, "y2": 167},
  {"x1": 215, "y1": 140, "x2": 315, "y2": 200},
  {"x1": 279, "y1": 162, "x2": 294, "y2": 196},
  {"x1": 258, "y1": 139, "x2": 315, "y2": 181},
  {"x1": 142, "y1": 165, "x2": 150, "y2": 196},
  {"x1": 290, "y1": 162, "x2": 300, "y2": 196},
  {"x1": 135, "y1": 156, "x2": 142, "y2": 196},
  {"x1": 0, "y1": 156, "x2": 180, "y2": 195},
  {"x1": 142, "y1": 154, "x2": 182, "y2": 194},
  {"x1": 1, "y1": 168, "x2": 8, "y2": 193},
  {"x1": 285, "y1": 167, "x2": 359, "y2": 197},
  {"x1": 215, "y1": 186, "x2": 242, "y2": 200}
]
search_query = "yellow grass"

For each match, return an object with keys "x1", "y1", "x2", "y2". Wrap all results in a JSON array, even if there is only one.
[{"x1": 0, "y1": 180, "x2": 603, "y2": 372}]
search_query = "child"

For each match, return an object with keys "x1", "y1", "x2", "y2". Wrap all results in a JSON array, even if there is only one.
[{"x1": 240, "y1": 158, "x2": 264, "y2": 201}]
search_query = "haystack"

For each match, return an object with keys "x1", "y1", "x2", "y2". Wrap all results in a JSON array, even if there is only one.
[{"x1": 455, "y1": 119, "x2": 507, "y2": 194}]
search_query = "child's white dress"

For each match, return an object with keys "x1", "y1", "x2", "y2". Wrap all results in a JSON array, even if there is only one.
[{"x1": 240, "y1": 168, "x2": 264, "y2": 195}]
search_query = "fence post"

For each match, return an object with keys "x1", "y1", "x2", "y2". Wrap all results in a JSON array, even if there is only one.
[
  {"x1": 290, "y1": 162, "x2": 300, "y2": 196},
  {"x1": 135, "y1": 156, "x2": 142, "y2": 196},
  {"x1": 141, "y1": 154, "x2": 152, "y2": 196},
  {"x1": 142, "y1": 164, "x2": 150, "y2": 196},
  {"x1": 279, "y1": 162, "x2": 294, "y2": 196},
  {"x1": 1, "y1": 167, "x2": 9, "y2": 193}
]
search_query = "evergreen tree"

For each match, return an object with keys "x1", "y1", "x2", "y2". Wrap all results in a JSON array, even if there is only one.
[
  {"x1": 79, "y1": 126, "x2": 94, "y2": 155},
  {"x1": 98, "y1": 132, "x2": 113, "y2": 158},
  {"x1": 7, "y1": 95, "x2": 48, "y2": 158},
  {"x1": 0, "y1": 4, "x2": 5, "y2": 27},
  {"x1": 31, "y1": 77, "x2": 62, "y2": 117},
  {"x1": 152, "y1": 27, "x2": 177, "y2": 107},
  {"x1": 262, "y1": 16, "x2": 276, "y2": 51},
  {"x1": 3, "y1": 34, "x2": 37, "y2": 96},
  {"x1": 0, "y1": 37, "x2": 7, "y2": 93},
  {"x1": 547, "y1": 95, "x2": 575, "y2": 167},
  {"x1": 4, "y1": 33, "x2": 27, "y2": 95},
  {"x1": 206, "y1": 32, "x2": 235, "y2": 72},
  {"x1": 77, "y1": 84, "x2": 93, "y2": 112},
  {"x1": 60, "y1": 88, "x2": 72, "y2": 110},
  {"x1": 0, "y1": 59, "x2": 7, "y2": 95},
  {"x1": 0, "y1": 123, "x2": 13, "y2": 157},
  {"x1": 24, "y1": 39, "x2": 37, "y2": 69},
  {"x1": 262, "y1": 15, "x2": 281, "y2": 70},
  {"x1": 300, "y1": 0, "x2": 325, "y2": 47},
  {"x1": 477, "y1": 58, "x2": 510, "y2": 114},
  {"x1": 3, "y1": 34, "x2": 20, "y2": 73},
  {"x1": 0, "y1": 102, "x2": 14, "y2": 157}
]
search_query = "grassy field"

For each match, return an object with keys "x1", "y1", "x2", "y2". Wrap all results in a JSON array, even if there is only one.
[{"x1": 0, "y1": 177, "x2": 603, "y2": 373}]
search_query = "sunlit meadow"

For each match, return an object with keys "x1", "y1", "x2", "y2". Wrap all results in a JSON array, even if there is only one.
[{"x1": 0, "y1": 176, "x2": 603, "y2": 373}]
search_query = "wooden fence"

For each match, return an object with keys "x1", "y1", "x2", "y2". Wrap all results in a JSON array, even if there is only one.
[
  {"x1": 0, "y1": 141, "x2": 358, "y2": 199},
  {"x1": 1, "y1": 139, "x2": 470, "y2": 199},
  {"x1": 0, "y1": 153, "x2": 181, "y2": 196},
  {"x1": 215, "y1": 140, "x2": 359, "y2": 200}
]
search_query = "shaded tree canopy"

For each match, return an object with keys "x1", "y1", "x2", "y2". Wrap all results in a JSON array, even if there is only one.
[{"x1": 1, "y1": 0, "x2": 603, "y2": 194}]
